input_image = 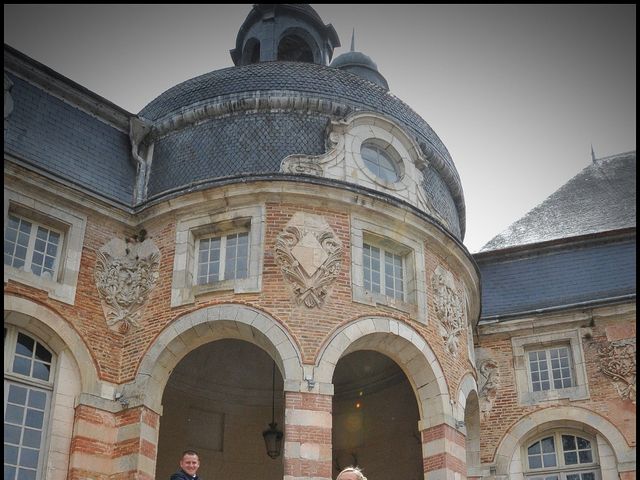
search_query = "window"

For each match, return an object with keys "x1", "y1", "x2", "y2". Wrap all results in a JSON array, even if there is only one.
[
  {"x1": 196, "y1": 231, "x2": 249, "y2": 284},
  {"x1": 4, "y1": 190, "x2": 86, "y2": 305},
  {"x1": 4, "y1": 213, "x2": 62, "y2": 280},
  {"x1": 363, "y1": 242, "x2": 404, "y2": 301},
  {"x1": 528, "y1": 346, "x2": 574, "y2": 392},
  {"x1": 361, "y1": 142, "x2": 401, "y2": 183},
  {"x1": 171, "y1": 205, "x2": 265, "y2": 306},
  {"x1": 525, "y1": 432, "x2": 600, "y2": 480},
  {"x1": 350, "y1": 215, "x2": 427, "y2": 320},
  {"x1": 511, "y1": 329, "x2": 590, "y2": 405},
  {"x1": 4, "y1": 327, "x2": 55, "y2": 480}
]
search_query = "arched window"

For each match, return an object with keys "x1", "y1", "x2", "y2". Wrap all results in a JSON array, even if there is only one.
[
  {"x1": 4, "y1": 327, "x2": 55, "y2": 480},
  {"x1": 277, "y1": 34, "x2": 314, "y2": 62},
  {"x1": 525, "y1": 431, "x2": 601, "y2": 480}
]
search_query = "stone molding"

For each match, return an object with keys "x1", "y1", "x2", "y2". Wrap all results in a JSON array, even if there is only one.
[
  {"x1": 431, "y1": 265, "x2": 466, "y2": 356},
  {"x1": 595, "y1": 338, "x2": 636, "y2": 404},
  {"x1": 274, "y1": 212, "x2": 343, "y2": 308},
  {"x1": 94, "y1": 237, "x2": 160, "y2": 333}
]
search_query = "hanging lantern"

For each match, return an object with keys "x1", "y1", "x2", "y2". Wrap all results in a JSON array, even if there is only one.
[{"x1": 263, "y1": 361, "x2": 283, "y2": 459}]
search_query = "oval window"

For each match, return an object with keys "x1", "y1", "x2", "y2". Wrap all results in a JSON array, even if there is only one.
[{"x1": 361, "y1": 142, "x2": 401, "y2": 183}]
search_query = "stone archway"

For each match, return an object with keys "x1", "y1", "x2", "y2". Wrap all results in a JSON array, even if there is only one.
[
  {"x1": 314, "y1": 316, "x2": 457, "y2": 479},
  {"x1": 131, "y1": 304, "x2": 304, "y2": 478},
  {"x1": 493, "y1": 406, "x2": 636, "y2": 479}
]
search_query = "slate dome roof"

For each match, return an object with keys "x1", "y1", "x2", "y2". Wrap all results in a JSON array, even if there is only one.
[{"x1": 139, "y1": 60, "x2": 466, "y2": 239}]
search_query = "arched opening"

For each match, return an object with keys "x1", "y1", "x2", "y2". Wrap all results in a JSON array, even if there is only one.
[
  {"x1": 332, "y1": 350, "x2": 422, "y2": 480},
  {"x1": 277, "y1": 34, "x2": 314, "y2": 62},
  {"x1": 155, "y1": 339, "x2": 284, "y2": 479},
  {"x1": 242, "y1": 37, "x2": 260, "y2": 65},
  {"x1": 464, "y1": 390, "x2": 481, "y2": 477}
]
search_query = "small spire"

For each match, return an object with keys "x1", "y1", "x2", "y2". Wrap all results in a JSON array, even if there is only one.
[
  {"x1": 350, "y1": 28, "x2": 355, "y2": 52},
  {"x1": 591, "y1": 144, "x2": 597, "y2": 163}
]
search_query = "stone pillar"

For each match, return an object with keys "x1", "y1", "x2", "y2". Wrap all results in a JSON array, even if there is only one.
[
  {"x1": 68, "y1": 399, "x2": 159, "y2": 479},
  {"x1": 421, "y1": 423, "x2": 467, "y2": 479},
  {"x1": 283, "y1": 391, "x2": 333, "y2": 480}
]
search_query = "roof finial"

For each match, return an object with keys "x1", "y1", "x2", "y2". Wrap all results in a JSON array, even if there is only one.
[
  {"x1": 591, "y1": 144, "x2": 597, "y2": 163},
  {"x1": 350, "y1": 28, "x2": 355, "y2": 52}
]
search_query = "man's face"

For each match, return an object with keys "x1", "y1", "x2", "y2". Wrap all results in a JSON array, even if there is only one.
[{"x1": 180, "y1": 453, "x2": 200, "y2": 476}]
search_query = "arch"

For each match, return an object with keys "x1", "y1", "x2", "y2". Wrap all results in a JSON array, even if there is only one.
[
  {"x1": 314, "y1": 316, "x2": 452, "y2": 428},
  {"x1": 4, "y1": 294, "x2": 97, "y2": 393},
  {"x1": 494, "y1": 406, "x2": 636, "y2": 476},
  {"x1": 133, "y1": 303, "x2": 304, "y2": 412},
  {"x1": 241, "y1": 37, "x2": 260, "y2": 65},
  {"x1": 456, "y1": 373, "x2": 481, "y2": 478},
  {"x1": 277, "y1": 27, "x2": 319, "y2": 63}
]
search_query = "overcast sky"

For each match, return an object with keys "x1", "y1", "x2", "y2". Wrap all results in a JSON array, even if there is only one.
[{"x1": 4, "y1": 4, "x2": 636, "y2": 252}]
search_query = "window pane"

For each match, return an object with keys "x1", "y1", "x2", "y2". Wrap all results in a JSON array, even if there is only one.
[
  {"x1": 541, "y1": 437, "x2": 555, "y2": 453},
  {"x1": 5, "y1": 405, "x2": 25, "y2": 425},
  {"x1": 12, "y1": 357, "x2": 31, "y2": 377},
  {"x1": 31, "y1": 362, "x2": 50, "y2": 381},
  {"x1": 582, "y1": 473, "x2": 595, "y2": 480},
  {"x1": 8, "y1": 385, "x2": 28, "y2": 405},
  {"x1": 528, "y1": 441, "x2": 541, "y2": 455},
  {"x1": 24, "y1": 409, "x2": 44, "y2": 429},
  {"x1": 564, "y1": 451, "x2": 578, "y2": 464},
  {"x1": 16, "y1": 334, "x2": 34, "y2": 357},
  {"x1": 34, "y1": 344, "x2": 52, "y2": 364},
  {"x1": 17, "y1": 468, "x2": 36, "y2": 480},
  {"x1": 578, "y1": 450, "x2": 593, "y2": 464},
  {"x1": 22, "y1": 429, "x2": 42, "y2": 449},
  {"x1": 528, "y1": 455, "x2": 542, "y2": 469},
  {"x1": 18, "y1": 448, "x2": 39, "y2": 468},
  {"x1": 542, "y1": 453, "x2": 556, "y2": 467},
  {"x1": 563, "y1": 434, "x2": 577, "y2": 451},
  {"x1": 5, "y1": 424, "x2": 22, "y2": 444},
  {"x1": 5, "y1": 444, "x2": 19, "y2": 465},
  {"x1": 576, "y1": 437, "x2": 590, "y2": 450},
  {"x1": 4, "y1": 465, "x2": 16, "y2": 480},
  {"x1": 28, "y1": 391, "x2": 46, "y2": 411}
]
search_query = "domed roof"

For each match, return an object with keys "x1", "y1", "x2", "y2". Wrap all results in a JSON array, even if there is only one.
[
  {"x1": 330, "y1": 50, "x2": 389, "y2": 90},
  {"x1": 139, "y1": 61, "x2": 466, "y2": 238}
]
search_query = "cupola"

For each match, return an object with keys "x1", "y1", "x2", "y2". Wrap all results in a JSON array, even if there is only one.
[
  {"x1": 330, "y1": 30, "x2": 389, "y2": 91},
  {"x1": 230, "y1": 4, "x2": 341, "y2": 66}
]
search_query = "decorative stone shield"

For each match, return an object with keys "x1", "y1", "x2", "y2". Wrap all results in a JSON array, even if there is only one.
[
  {"x1": 595, "y1": 338, "x2": 636, "y2": 403},
  {"x1": 94, "y1": 238, "x2": 160, "y2": 333},
  {"x1": 431, "y1": 265, "x2": 466, "y2": 355},
  {"x1": 274, "y1": 212, "x2": 342, "y2": 308},
  {"x1": 477, "y1": 355, "x2": 500, "y2": 421}
]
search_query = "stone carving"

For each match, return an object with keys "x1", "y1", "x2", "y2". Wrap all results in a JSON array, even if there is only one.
[
  {"x1": 431, "y1": 265, "x2": 465, "y2": 355},
  {"x1": 280, "y1": 125, "x2": 346, "y2": 177},
  {"x1": 274, "y1": 212, "x2": 342, "y2": 308},
  {"x1": 94, "y1": 237, "x2": 160, "y2": 333},
  {"x1": 595, "y1": 338, "x2": 636, "y2": 404},
  {"x1": 478, "y1": 358, "x2": 499, "y2": 421},
  {"x1": 5, "y1": 73, "x2": 14, "y2": 131}
]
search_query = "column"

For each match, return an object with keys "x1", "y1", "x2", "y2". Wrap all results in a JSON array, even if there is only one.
[
  {"x1": 283, "y1": 391, "x2": 333, "y2": 480},
  {"x1": 422, "y1": 423, "x2": 467, "y2": 479}
]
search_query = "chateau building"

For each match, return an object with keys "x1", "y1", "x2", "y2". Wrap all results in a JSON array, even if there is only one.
[{"x1": 3, "y1": 5, "x2": 635, "y2": 480}]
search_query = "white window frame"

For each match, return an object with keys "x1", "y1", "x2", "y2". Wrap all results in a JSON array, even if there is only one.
[
  {"x1": 195, "y1": 230, "x2": 250, "y2": 286},
  {"x1": 4, "y1": 326, "x2": 56, "y2": 480},
  {"x1": 362, "y1": 238, "x2": 407, "y2": 302},
  {"x1": 512, "y1": 329, "x2": 589, "y2": 405},
  {"x1": 4, "y1": 189, "x2": 86, "y2": 305},
  {"x1": 351, "y1": 215, "x2": 427, "y2": 321},
  {"x1": 171, "y1": 205, "x2": 265, "y2": 307},
  {"x1": 523, "y1": 430, "x2": 601, "y2": 480},
  {"x1": 5, "y1": 212, "x2": 64, "y2": 281},
  {"x1": 526, "y1": 345, "x2": 575, "y2": 393}
]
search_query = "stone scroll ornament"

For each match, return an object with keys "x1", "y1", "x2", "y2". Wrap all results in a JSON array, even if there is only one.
[
  {"x1": 274, "y1": 212, "x2": 342, "y2": 308},
  {"x1": 478, "y1": 358, "x2": 499, "y2": 421},
  {"x1": 431, "y1": 265, "x2": 466, "y2": 355},
  {"x1": 94, "y1": 237, "x2": 160, "y2": 333},
  {"x1": 595, "y1": 338, "x2": 636, "y2": 404}
]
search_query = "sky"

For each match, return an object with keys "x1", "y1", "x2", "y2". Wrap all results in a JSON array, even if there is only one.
[{"x1": 3, "y1": 4, "x2": 636, "y2": 252}]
